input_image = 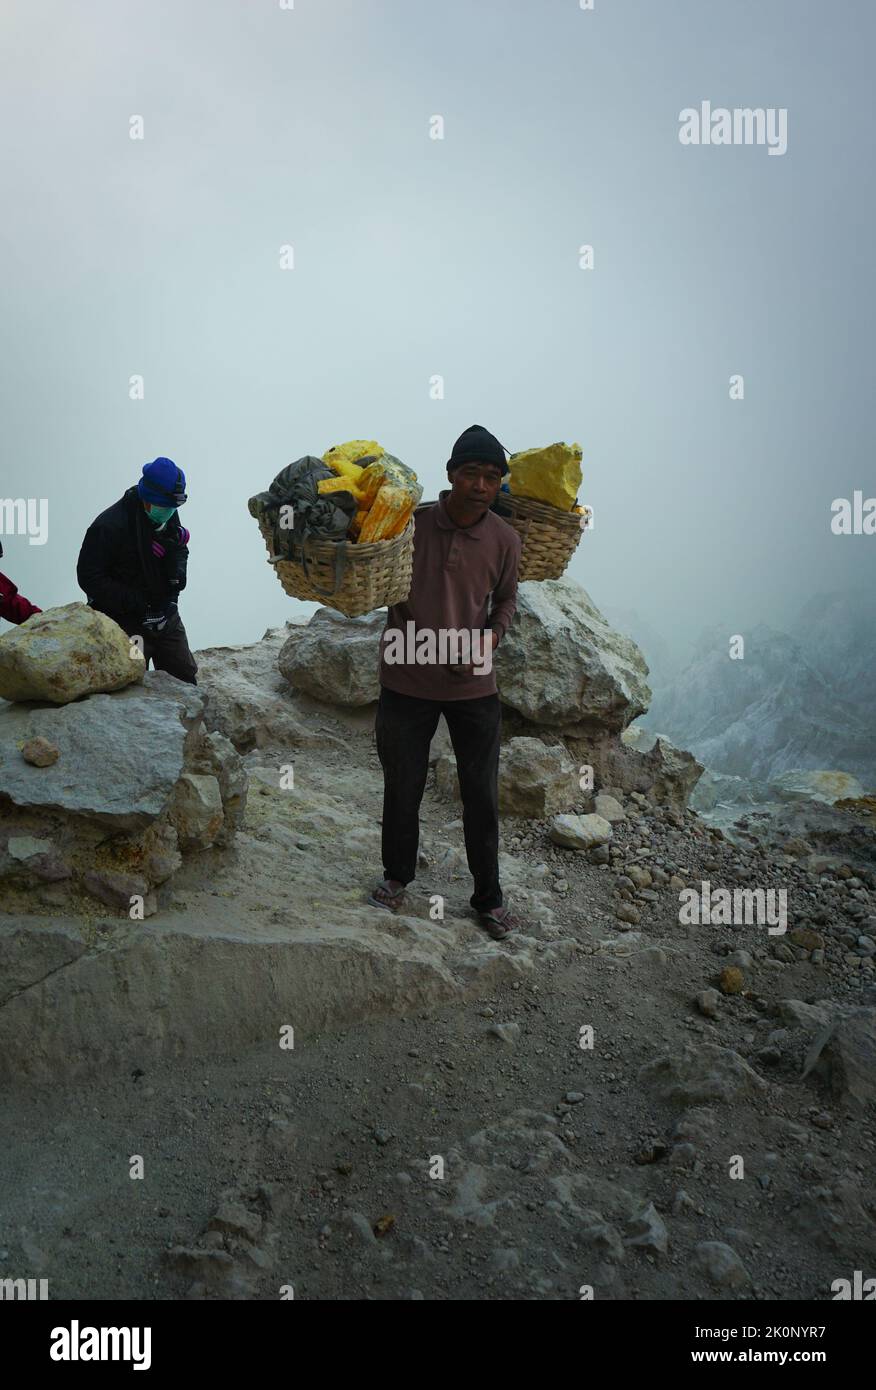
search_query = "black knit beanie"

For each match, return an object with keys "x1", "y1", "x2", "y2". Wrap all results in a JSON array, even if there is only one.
[{"x1": 446, "y1": 424, "x2": 509, "y2": 475}]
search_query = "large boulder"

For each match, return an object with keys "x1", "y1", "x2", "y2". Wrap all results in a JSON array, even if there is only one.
[
  {"x1": 0, "y1": 602, "x2": 145, "y2": 703},
  {"x1": 0, "y1": 670, "x2": 247, "y2": 915},
  {"x1": 0, "y1": 674, "x2": 203, "y2": 830},
  {"x1": 278, "y1": 607, "x2": 383, "y2": 706},
  {"x1": 495, "y1": 580, "x2": 651, "y2": 733},
  {"x1": 273, "y1": 585, "x2": 652, "y2": 727}
]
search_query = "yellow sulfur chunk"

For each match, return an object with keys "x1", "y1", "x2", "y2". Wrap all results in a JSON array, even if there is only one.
[
  {"x1": 349, "y1": 507, "x2": 369, "y2": 540},
  {"x1": 358, "y1": 463, "x2": 388, "y2": 509},
  {"x1": 358, "y1": 455, "x2": 419, "y2": 509},
  {"x1": 508, "y1": 441, "x2": 583, "y2": 511},
  {"x1": 322, "y1": 439, "x2": 384, "y2": 482},
  {"x1": 358, "y1": 485, "x2": 415, "y2": 542},
  {"x1": 323, "y1": 457, "x2": 364, "y2": 484},
  {"x1": 317, "y1": 475, "x2": 367, "y2": 504}
]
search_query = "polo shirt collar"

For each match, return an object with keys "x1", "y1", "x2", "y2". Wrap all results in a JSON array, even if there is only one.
[{"x1": 435, "y1": 489, "x2": 486, "y2": 538}]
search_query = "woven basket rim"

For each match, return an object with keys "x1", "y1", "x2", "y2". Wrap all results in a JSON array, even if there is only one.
[
  {"x1": 262, "y1": 515, "x2": 414, "y2": 564},
  {"x1": 496, "y1": 492, "x2": 581, "y2": 521}
]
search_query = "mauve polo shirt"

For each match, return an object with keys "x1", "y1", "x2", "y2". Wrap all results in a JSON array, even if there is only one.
[{"x1": 378, "y1": 489, "x2": 522, "y2": 701}]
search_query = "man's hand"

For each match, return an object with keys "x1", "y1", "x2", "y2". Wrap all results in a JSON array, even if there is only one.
[{"x1": 447, "y1": 629, "x2": 498, "y2": 677}]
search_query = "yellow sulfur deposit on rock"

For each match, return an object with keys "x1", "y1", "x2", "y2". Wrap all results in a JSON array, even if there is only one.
[{"x1": 508, "y1": 441, "x2": 583, "y2": 511}]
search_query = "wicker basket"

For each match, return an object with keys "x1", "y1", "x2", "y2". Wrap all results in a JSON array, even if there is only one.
[
  {"x1": 254, "y1": 514, "x2": 415, "y2": 617},
  {"x1": 493, "y1": 493, "x2": 584, "y2": 581}
]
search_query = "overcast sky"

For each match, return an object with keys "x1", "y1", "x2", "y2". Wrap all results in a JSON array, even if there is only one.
[{"x1": 1, "y1": 0, "x2": 872, "y2": 663}]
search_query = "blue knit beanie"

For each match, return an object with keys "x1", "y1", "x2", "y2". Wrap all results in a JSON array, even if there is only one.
[{"x1": 138, "y1": 457, "x2": 187, "y2": 506}]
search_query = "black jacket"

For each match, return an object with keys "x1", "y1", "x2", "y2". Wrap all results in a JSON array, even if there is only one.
[{"x1": 77, "y1": 487, "x2": 189, "y2": 626}]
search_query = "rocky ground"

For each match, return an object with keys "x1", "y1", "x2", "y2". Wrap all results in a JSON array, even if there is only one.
[{"x1": 2, "y1": 689, "x2": 875, "y2": 1301}]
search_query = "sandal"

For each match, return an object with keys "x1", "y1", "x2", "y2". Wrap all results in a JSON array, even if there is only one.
[
  {"x1": 475, "y1": 904, "x2": 523, "y2": 940},
  {"x1": 367, "y1": 878, "x2": 407, "y2": 912}
]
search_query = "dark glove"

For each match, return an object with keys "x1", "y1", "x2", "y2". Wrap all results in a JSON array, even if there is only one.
[{"x1": 142, "y1": 601, "x2": 177, "y2": 633}]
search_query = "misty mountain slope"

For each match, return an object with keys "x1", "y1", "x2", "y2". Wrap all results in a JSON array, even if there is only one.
[
  {"x1": 644, "y1": 622, "x2": 875, "y2": 785},
  {"x1": 791, "y1": 589, "x2": 876, "y2": 716}
]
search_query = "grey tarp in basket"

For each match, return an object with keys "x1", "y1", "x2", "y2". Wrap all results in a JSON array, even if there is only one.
[{"x1": 248, "y1": 455, "x2": 358, "y2": 562}]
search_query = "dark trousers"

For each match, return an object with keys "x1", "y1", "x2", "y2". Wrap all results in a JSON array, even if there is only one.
[
  {"x1": 375, "y1": 685, "x2": 502, "y2": 912},
  {"x1": 124, "y1": 612, "x2": 198, "y2": 685}
]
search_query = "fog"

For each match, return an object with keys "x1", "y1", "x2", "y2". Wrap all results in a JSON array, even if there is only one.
[{"x1": 1, "y1": 0, "x2": 872, "y2": 657}]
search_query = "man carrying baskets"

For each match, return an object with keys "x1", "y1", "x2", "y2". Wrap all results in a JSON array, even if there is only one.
[{"x1": 368, "y1": 425, "x2": 525, "y2": 941}]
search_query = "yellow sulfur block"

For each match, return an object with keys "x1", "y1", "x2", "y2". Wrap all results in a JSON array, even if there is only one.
[
  {"x1": 322, "y1": 439, "x2": 384, "y2": 482},
  {"x1": 358, "y1": 485, "x2": 415, "y2": 542},
  {"x1": 357, "y1": 463, "x2": 388, "y2": 509},
  {"x1": 358, "y1": 455, "x2": 420, "y2": 510},
  {"x1": 317, "y1": 475, "x2": 366, "y2": 504},
  {"x1": 508, "y1": 441, "x2": 583, "y2": 511}
]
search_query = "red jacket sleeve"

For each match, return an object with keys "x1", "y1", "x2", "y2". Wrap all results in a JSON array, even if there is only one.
[{"x1": 0, "y1": 571, "x2": 42, "y2": 624}]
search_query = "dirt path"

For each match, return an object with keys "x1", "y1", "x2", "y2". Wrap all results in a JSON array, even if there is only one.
[{"x1": 2, "y1": 715, "x2": 875, "y2": 1300}]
